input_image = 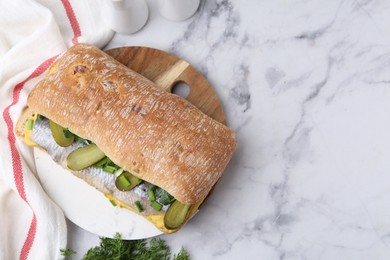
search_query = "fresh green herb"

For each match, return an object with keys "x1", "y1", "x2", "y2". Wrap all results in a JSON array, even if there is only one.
[
  {"x1": 148, "y1": 189, "x2": 156, "y2": 201},
  {"x1": 37, "y1": 114, "x2": 45, "y2": 120},
  {"x1": 174, "y1": 247, "x2": 190, "y2": 260},
  {"x1": 93, "y1": 157, "x2": 111, "y2": 168},
  {"x1": 63, "y1": 128, "x2": 88, "y2": 143},
  {"x1": 94, "y1": 157, "x2": 121, "y2": 174},
  {"x1": 151, "y1": 200, "x2": 162, "y2": 211},
  {"x1": 82, "y1": 233, "x2": 189, "y2": 260},
  {"x1": 27, "y1": 119, "x2": 34, "y2": 130},
  {"x1": 115, "y1": 172, "x2": 143, "y2": 191},
  {"x1": 117, "y1": 174, "x2": 131, "y2": 188},
  {"x1": 134, "y1": 200, "x2": 143, "y2": 212},
  {"x1": 114, "y1": 168, "x2": 124, "y2": 176},
  {"x1": 154, "y1": 186, "x2": 175, "y2": 205},
  {"x1": 104, "y1": 165, "x2": 118, "y2": 174},
  {"x1": 74, "y1": 135, "x2": 86, "y2": 143},
  {"x1": 109, "y1": 199, "x2": 117, "y2": 207},
  {"x1": 148, "y1": 185, "x2": 174, "y2": 205},
  {"x1": 63, "y1": 128, "x2": 73, "y2": 138},
  {"x1": 60, "y1": 248, "x2": 76, "y2": 259}
]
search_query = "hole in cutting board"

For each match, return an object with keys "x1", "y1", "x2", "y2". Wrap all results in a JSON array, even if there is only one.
[{"x1": 171, "y1": 82, "x2": 190, "y2": 99}]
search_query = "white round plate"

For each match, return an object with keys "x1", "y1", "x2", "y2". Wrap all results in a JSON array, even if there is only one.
[{"x1": 34, "y1": 147, "x2": 163, "y2": 239}]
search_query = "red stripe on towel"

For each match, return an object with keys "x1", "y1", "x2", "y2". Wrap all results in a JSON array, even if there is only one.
[
  {"x1": 61, "y1": 0, "x2": 81, "y2": 44},
  {"x1": 19, "y1": 214, "x2": 37, "y2": 260},
  {"x1": 2, "y1": 55, "x2": 58, "y2": 260}
]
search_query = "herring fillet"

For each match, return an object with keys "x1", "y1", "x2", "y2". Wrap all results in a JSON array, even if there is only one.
[{"x1": 31, "y1": 118, "x2": 166, "y2": 215}]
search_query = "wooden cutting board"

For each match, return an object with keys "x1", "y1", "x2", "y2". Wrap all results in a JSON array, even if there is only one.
[{"x1": 105, "y1": 47, "x2": 226, "y2": 125}]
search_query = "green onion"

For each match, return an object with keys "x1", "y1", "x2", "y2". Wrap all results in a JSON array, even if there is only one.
[
  {"x1": 117, "y1": 174, "x2": 131, "y2": 188},
  {"x1": 103, "y1": 165, "x2": 117, "y2": 174},
  {"x1": 115, "y1": 172, "x2": 142, "y2": 191},
  {"x1": 151, "y1": 201, "x2": 162, "y2": 211},
  {"x1": 148, "y1": 189, "x2": 156, "y2": 201},
  {"x1": 134, "y1": 201, "x2": 143, "y2": 212},
  {"x1": 105, "y1": 158, "x2": 112, "y2": 165},
  {"x1": 27, "y1": 119, "x2": 34, "y2": 130},
  {"x1": 114, "y1": 168, "x2": 124, "y2": 176},
  {"x1": 109, "y1": 199, "x2": 117, "y2": 206},
  {"x1": 93, "y1": 157, "x2": 110, "y2": 168}
]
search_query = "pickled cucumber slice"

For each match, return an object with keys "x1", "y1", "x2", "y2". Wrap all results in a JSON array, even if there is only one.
[
  {"x1": 67, "y1": 144, "x2": 105, "y2": 170},
  {"x1": 49, "y1": 120, "x2": 74, "y2": 147},
  {"x1": 164, "y1": 200, "x2": 191, "y2": 230},
  {"x1": 115, "y1": 171, "x2": 142, "y2": 191}
]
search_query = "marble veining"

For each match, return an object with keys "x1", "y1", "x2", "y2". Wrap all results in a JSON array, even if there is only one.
[{"x1": 68, "y1": 0, "x2": 390, "y2": 259}]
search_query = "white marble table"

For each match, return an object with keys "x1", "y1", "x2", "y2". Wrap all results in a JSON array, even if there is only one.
[{"x1": 68, "y1": 0, "x2": 390, "y2": 259}]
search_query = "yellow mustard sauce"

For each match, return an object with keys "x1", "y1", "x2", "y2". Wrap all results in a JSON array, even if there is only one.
[{"x1": 104, "y1": 193, "x2": 204, "y2": 234}]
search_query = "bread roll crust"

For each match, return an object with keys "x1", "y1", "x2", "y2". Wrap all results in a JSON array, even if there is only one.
[{"x1": 27, "y1": 44, "x2": 236, "y2": 204}]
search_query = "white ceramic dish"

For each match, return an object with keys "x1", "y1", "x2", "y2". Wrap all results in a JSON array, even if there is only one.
[{"x1": 34, "y1": 147, "x2": 162, "y2": 239}]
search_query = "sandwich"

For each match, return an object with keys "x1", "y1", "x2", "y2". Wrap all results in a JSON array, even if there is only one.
[{"x1": 16, "y1": 43, "x2": 236, "y2": 233}]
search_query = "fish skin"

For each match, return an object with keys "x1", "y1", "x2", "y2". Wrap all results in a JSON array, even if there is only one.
[{"x1": 31, "y1": 118, "x2": 167, "y2": 215}]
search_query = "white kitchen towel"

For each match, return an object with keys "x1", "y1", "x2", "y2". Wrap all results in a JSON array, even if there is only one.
[{"x1": 0, "y1": 1, "x2": 114, "y2": 259}]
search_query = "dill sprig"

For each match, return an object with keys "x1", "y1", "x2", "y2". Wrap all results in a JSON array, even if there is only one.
[
  {"x1": 174, "y1": 247, "x2": 190, "y2": 260},
  {"x1": 77, "y1": 233, "x2": 189, "y2": 260},
  {"x1": 60, "y1": 248, "x2": 76, "y2": 259}
]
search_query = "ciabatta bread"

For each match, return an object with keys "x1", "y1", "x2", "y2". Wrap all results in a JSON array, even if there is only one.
[{"x1": 25, "y1": 43, "x2": 236, "y2": 205}]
